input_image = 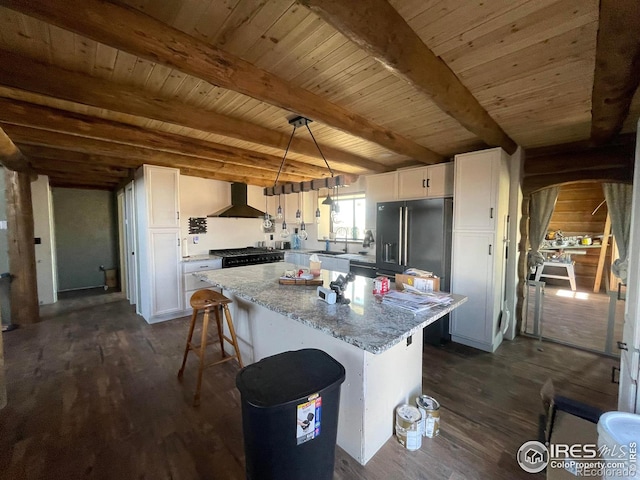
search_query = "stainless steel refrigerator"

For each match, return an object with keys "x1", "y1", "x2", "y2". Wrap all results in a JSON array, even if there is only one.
[{"x1": 376, "y1": 198, "x2": 453, "y2": 342}]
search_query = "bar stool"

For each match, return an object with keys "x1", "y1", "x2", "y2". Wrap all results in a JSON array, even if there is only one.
[{"x1": 178, "y1": 289, "x2": 244, "y2": 406}]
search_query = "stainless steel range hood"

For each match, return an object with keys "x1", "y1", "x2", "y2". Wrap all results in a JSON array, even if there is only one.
[{"x1": 208, "y1": 183, "x2": 265, "y2": 218}]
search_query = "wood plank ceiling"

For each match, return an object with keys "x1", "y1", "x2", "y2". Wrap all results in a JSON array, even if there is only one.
[{"x1": 0, "y1": 0, "x2": 637, "y2": 190}]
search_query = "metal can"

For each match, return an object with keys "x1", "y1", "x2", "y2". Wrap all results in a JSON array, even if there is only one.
[
  {"x1": 395, "y1": 404, "x2": 422, "y2": 451},
  {"x1": 416, "y1": 395, "x2": 440, "y2": 437}
]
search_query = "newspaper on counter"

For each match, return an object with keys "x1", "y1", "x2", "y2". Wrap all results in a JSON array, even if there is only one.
[{"x1": 382, "y1": 289, "x2": 453, "y2": 314}]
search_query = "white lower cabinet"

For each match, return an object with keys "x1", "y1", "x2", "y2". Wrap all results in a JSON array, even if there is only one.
[
  {"x1": 147, "y1": 229, "x2": 183, "y2": 320},
  {"x1": 450, "y1": 232, "x2": 498, "y2": 351},
  {"x1": 182, "y1": 258, "x2": 222, "y2": 312}
]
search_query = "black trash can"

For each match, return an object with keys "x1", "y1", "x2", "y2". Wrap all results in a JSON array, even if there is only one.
[{"x1": 236, "y1": 348, "x2": 346, "y2": 480}]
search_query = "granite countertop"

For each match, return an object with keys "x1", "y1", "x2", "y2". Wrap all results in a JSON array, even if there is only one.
[{"x1": 195, "y1": 263, "x2": 466, "y2": 355}]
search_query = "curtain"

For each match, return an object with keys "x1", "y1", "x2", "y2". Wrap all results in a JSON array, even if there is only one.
[
  {"x1": 603, "y1": 183, "x2": 632, "y2": 283},
  {"x1": 528, "y1": 186, "x2": 560, "y2": 270}
]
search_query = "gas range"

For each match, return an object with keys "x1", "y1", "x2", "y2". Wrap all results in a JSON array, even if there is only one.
[{"x1": 209, "y1": 247, "x2": 284, "y2": 268}]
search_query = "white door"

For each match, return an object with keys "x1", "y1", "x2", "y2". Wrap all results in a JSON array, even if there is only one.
[
  {"x1": 117, "y1": 191, "x2": 127, "y2": 298},
  {"x1": 124, "y1": 182, "x2": 138, "y2": 306},
  {"x1": 618, "y1": 123, "x2": 640, "y2": 412}
]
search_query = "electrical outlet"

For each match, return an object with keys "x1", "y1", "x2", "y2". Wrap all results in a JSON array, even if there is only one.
[{"x1": 193, "y1": 236, "x2": 199, "y2": 244}]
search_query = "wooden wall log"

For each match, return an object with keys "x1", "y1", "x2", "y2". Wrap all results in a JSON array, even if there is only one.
[
  {"x1": 523, "y1": 168, "x2": 632, "y2": 195},
  {"x1": 4, "y1": 168, "x2": 39, "y2": 324},
  {"x1": 0, "y1": 324, "x2": 5, "y2": 409},
  {"x1": 0, "y1": 1, "x2": 441, "y2": 164}
]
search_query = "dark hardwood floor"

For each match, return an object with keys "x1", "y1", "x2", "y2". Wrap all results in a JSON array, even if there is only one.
[
  {"x1": 524, "y1": 283, "x2": 625, "y2": 354},
  {"x1": 0, "y1": 294, "x2": 619, "y2": 479}
]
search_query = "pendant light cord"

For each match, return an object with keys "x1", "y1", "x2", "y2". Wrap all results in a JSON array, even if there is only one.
[
  {"x1": 306, "y1": 123, "x2": 334, "y2": 177},
  {"x1": 273, "y1": 126, "x2": 297, "y2": 187}
]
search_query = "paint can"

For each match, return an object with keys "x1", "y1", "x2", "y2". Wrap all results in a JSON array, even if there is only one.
[
  {"x1": 416, "y1": 395, "x2": 440, "y2": 437},
  {"x1": 395, "y1": 404, "x2": 422, "y2": 451}
]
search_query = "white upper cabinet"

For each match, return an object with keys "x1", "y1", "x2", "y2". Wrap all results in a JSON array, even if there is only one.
[
  {"x1": 364, "y1": 171, "x2": 398, "y2": 230},
  {"x1": 146, "y1": 165, "x2": 180, "y2": 228},
  {"x1": 397, "y1": 162, "x2": 453, "y2": 200},
  {"x1": 453, "y1": 150, "x2": 509, "y2": 232}
]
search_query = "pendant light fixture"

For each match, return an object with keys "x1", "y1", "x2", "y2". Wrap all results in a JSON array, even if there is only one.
[
  {"x1": 315, "y1": 190, "x2": 321, "y2": 224},
  {"x1": 266, "y1": 116, "x2": 354, "y2": 221},
  {"x1": 276, "y1": 195, "x2": 283, "y2": 220}
]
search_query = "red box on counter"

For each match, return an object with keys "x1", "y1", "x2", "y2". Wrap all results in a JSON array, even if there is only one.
[{"x1": 373, "y1": 276, "x2": 390, "y2": 295}]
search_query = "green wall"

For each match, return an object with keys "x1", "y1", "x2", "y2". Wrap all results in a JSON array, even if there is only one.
[{"x1": 52, "y1": 188, "x2": 117, "y2": 291}]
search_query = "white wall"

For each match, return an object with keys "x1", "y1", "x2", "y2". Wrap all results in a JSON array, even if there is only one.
[
  {"x1": 179, "y1": 176, "x2": 267, "y2": 255},
  {"x1": 31, "y1": 175, "x2": 57, "y2": 305},
  {"x1": 179, "y1": 175, "x2": 368, "y2": 256}
]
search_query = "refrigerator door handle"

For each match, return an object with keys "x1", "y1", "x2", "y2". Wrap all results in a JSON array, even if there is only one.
[
  {"x1": 403, "y1": 206, "x2": 409, "y2": 266},
  {"x1": 398, "y1": 207, "x2": 403, "y2": 265}
]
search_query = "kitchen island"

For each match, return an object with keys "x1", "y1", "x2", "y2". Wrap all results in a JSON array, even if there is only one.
[{"x1": 196, "y1": 263, "x2": 466, "y2": 465}]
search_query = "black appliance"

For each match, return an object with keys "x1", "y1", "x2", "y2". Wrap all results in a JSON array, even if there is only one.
[
  {"x1": 376, "y1": 198, "x2": 453, "y2": 343},
  {"x1": 208, "y1": 183, "x2": 265, "y2": 218},
  {"x1": 209, "y1": 247, "x2": 284, "y2": 268}
]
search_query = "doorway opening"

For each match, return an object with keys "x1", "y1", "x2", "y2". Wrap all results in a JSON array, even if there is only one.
[
  {"x1": 50, "y1": 187, "x2": 123, "y2": 305},
  {"x1": 523, "y1": 182, "x2": 626, "y2": 356}
]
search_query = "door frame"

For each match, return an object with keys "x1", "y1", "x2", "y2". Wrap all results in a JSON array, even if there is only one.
[{"x1": 618, "y1": 122, "x2": 640, "y2": 412}]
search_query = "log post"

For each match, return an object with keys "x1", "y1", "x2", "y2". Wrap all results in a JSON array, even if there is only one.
[
  {"x1": 0, "y1": 325, "x2": 6, "y2": 409},
  {"x1": 4, "y1": 169, "x2": 39, "y2": 324}
]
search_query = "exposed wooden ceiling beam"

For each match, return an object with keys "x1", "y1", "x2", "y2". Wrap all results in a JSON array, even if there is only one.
[
  {"x1": 29, "y1": 157, "x2": 130, "y2": 178},
  {"x1": 0, "y1": 97, "x2": 335, "y2": 179},
  {"x1": 0, "y1": 126, "x2": 30, "y2": 172},
  {"x1": 299, "y1": 0, "x2": 518, "y2": 155},
  {"x1": 0, "y1": 1, "x2": 441, "y2": 164},
  {"x1": 2, "y1": 123, "x2": 310, "y2": 185},
  {"x1": 590, "y1": 0, "x2": 640, "y2": 144},
  {"x1": 0, "y1": 49, "x2": 385, "y2": 174},
  {"x1": 22, "y1": 144, "x2": 276, "y2": 187},
  {"x1": 35, "y1": 170, "x2": 119, "y2": 186},
  {"x1": 47, "y1": 180, "x2": 116, "y2": 191},
  {"x1": 18, "y1": 144, "x2": 140, "y2": 169}
]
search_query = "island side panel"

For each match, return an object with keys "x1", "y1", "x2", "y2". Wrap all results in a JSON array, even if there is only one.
[
  {"x1": 362, "y1": 333, "x2": 423, "y2": 464},
  {"x1": 223, "y1": 291, "x2": 369, "y2": 465}
]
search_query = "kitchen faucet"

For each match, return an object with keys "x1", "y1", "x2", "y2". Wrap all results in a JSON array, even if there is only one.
[{"x1": 334, "y1": 227, "x2": 349, "y2": 253}]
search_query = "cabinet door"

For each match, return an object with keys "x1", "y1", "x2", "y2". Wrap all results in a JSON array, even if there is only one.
[
  {"x1": 450, "y1": 231, "x2": 496, "y2": 348},
  {"x1": 365, "y1": 172, "x2": 398, "y2": 230},
  {"x1": 147, "y1": 166, "x2": 180, "y2": 228},
  {"x1": 398, "y1": 167, "x2": 426, "y2": 200},
  {"x1": 426, "y1": 163, "x2": 454, "y2": 198},
  {"x1": 453, "y1": 151, "x2": 498, "y2": 231},
  {"x1": 150, "y1": 229, "x2": 182, "y2": 316}
]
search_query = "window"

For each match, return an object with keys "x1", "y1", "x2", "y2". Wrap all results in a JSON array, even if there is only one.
[{"x1": 317, "y1": 193, "x2": 366, "y2": 241}]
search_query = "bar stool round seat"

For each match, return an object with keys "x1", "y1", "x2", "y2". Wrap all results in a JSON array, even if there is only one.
[{"x1": 178, "y1": 289, "x2": 244, "y2": 406}]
